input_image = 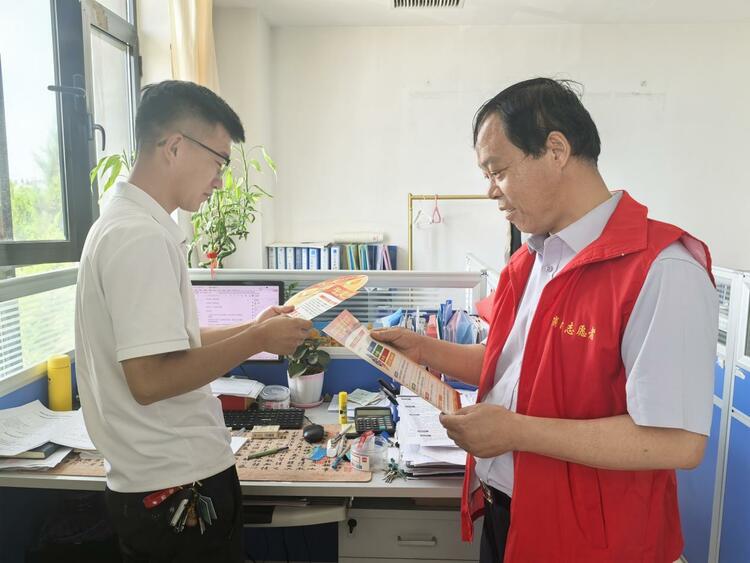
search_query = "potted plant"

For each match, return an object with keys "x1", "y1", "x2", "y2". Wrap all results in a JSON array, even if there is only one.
[
  {"x1": 287, "y1": 330, "x2": 331, "y2": 407},
  {"x1": 187, "y1": 143, "x2": 275, "y2": 271},
  {"x1": 90, "y1": 143, "x2": 274, "y2": 272}
]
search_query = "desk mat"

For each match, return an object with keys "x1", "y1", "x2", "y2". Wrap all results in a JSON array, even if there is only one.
[
  {"x1": 44, "y1": 425, "x2": 371, "y2": 483},
  {"x1": 237, "y1": 424, "x2": 370, "y2": 482}
]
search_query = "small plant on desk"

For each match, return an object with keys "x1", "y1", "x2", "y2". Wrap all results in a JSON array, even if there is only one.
[{"x1": 287, "y1": 331, "x2": 331, "y2": 407}]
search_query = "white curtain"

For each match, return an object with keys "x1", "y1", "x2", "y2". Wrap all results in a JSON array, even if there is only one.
[
  {"x1": 168, "y1": 0, "x2": 222, "y2": 255},
  {"x1": 169, "y1": 0, "x2": 220, "y2": 93}
]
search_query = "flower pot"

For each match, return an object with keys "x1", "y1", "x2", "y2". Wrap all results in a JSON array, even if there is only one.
[{"x1": 287, "y1": 370, "x2": 324, "y2": 407}]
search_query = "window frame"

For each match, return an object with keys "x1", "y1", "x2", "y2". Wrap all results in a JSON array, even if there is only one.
[
  {"x1": 81, "y1": 0, "x2": 141, "y2": 172},
  {"x1": 0, "y1": 0, "x2": 139, "y2": 269}
]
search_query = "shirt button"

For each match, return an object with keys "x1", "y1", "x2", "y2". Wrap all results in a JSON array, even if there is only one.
[{"x1": 544, "y1": 266, "x2": 554, "y2": 273}]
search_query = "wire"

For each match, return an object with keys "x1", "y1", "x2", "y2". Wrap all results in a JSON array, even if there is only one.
[{"x1": 304, "y1": 414, "x2": 314, "y2": 425}]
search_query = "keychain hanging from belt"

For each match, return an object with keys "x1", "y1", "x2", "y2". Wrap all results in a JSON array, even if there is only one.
[{"x1": 142, "y1": 481, "x2": 218, "y2": 534}]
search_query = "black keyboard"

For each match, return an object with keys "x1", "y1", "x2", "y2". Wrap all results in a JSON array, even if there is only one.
[{"x1": 222, "y1": 408, "x2": 305, "y2": 430}]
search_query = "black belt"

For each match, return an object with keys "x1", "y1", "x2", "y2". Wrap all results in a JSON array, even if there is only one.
[{"x1": 480, "y1": 480, "x2": 511, "y2": 511}]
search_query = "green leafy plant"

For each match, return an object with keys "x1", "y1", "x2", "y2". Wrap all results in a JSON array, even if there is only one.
[
  {"x1": 287, "y1": 331, "x2": 331, "y2": 377},
  {"x1": 89, "y1": 150, "x2": 135, "y2": 196},
  {"x1": 188, "y1": 144, "x2": 275, "y2": 268},
  {"x1": 89, "y1": 143, "x2": 275, "y2": 268}
]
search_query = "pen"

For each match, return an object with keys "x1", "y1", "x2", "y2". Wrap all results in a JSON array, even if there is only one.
[
  {"x1": 246, "y1": 445, "x2": 289, "y2": 460},
  {"x1": 331, "y1": 444, "x2": 350, "y2": 470}
]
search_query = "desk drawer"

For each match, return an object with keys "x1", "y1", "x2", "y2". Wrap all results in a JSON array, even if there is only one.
[{"x1": 339, "y1": 508, "x2": 479, "y2": 561}]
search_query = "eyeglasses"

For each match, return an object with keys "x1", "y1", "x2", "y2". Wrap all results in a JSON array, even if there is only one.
[{"x1": 175, "y1": 132, "x2": 231, "y2": 176}]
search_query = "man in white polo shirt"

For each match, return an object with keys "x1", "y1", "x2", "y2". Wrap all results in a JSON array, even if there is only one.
[
  {"x1": 373, "y1": 78, "x2": 718, "y2": 562},
  {"x1": 75, "y1": 80, "x2": 312, "y2": 562}
]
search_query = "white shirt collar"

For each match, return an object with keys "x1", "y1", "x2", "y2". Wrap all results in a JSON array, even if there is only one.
[
  {"x1": 109, "y1": 181, "x2": 185, "y2": 245},
  {"x1": 527, "y1": 191, "x2": 623, "y2": 256}
]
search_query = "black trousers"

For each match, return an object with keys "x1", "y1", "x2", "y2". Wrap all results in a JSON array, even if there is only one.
[
  {"x1": 479, "y1": 484, "x2": 512, "y2": 563},
  {"x1": 104, "y1": 465, "x2": 244, "y2": 563}
]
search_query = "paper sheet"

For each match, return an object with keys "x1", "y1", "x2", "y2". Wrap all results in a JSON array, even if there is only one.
[
  {"x1": 210, "y1": 378, "x2": 264, "y2": 398},
  {"x1": 230, "y1": 436, "x2": 247, "y2": 454},
  {"x1": 0, "y1": 401, "x2": 95, "y2": 455},
  {"x1": 347, "y1": 388, "x2": 382, "y2": 406},
  {"x1": 50, "y1": 409, "x2": 96, "y2": 450},
  {"x1": 324, "y1": 310, "x2": 461, "y2": 414},
  {"x1": 0, "y1": 401, "x2": 56, "y2": 455},
  {"x1": 285, "y1": 275, "x2": 368, "y2": 320},
  {"x1": 327, "y1": 395, "x2": 390, "y2": 417}
]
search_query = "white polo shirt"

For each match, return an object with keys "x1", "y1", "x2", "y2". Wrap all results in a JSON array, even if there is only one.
[
  {"x1": 475, "y1": 192, "x2": 719, "y2": 497},
  {"x1": 75, "y1": 181, "x2": 234, "y2": 493}
]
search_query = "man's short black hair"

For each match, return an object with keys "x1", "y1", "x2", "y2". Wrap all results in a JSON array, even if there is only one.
[
  {"x1": 135, "y1": 80, "x2": 245, "y2": 150},
  {"x1": 473, "y1": 78, "x2": 601, "y2": 164}
]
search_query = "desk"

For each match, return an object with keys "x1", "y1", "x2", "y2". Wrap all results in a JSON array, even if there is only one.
[
  {"x1": 0, "y1": 405, "x2": 479, "y2": 562},
  {"x1": 0, "y1": 406, "x2": 462, "y2": 499}
]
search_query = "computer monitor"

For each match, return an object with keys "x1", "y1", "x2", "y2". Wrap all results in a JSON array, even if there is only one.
[{"x1": 191, "y1": 280, "x2": 285, "y2": 362}]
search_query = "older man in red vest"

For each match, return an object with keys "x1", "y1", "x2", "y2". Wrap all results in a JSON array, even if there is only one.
[{"x1": 372, "y1": 78, "x2": 718, "y2": 562}]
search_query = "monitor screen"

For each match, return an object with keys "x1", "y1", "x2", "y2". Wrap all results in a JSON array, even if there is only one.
[{"x1": 191, "y1": 280, "x2": 285, "y2": 362}]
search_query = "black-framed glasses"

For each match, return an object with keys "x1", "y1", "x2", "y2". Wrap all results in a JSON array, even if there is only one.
[{"x1": 179, "y1": 132, "x2": 231, "y2": 176}]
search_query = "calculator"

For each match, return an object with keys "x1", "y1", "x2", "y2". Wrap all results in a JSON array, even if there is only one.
[{"x1": 353, "y1": 406, "x2": 396, "y2": 435}]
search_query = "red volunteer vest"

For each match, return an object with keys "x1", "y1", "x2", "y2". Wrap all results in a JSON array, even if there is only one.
[{"x1": 460, "y1": 191, "x2": 714, "y2": 562}]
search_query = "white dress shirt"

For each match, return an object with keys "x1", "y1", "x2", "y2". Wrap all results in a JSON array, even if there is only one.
[{"x1": 475, "y1": 191, "x2": 718, "y2": 497}]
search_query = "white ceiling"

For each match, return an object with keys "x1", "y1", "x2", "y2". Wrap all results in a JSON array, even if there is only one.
[{"x1": 214, "y1": 0, "x2": 750, "y2": 26}]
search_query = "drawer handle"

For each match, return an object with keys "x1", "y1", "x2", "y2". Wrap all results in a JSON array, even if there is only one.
[
  {"x1": 397, "y1": 535, "x2": 437, "y2": 547},
  {"x1": 735, "y1": 369, "x2": 746, "y2": 380}
]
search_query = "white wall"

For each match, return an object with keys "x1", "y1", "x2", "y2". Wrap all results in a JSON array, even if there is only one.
[
  {"x1": 214, "y1": 7, "x2": 275, "y2": 269},
  {"x1": 138, "y1": 9, "x2": 750, "y2": 271},
  {"x1": 218, "y1": 19, "x2": 750, "y2": 271}
]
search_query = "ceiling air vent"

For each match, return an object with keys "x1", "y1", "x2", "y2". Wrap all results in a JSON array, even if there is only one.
[{"x1": 393, "y1": 0, "x2": 465, "y2": 8}]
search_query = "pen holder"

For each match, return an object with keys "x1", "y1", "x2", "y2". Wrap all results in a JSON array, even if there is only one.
[{"x1": 350, "y1": 435, "x2": 388, "y2": 472}]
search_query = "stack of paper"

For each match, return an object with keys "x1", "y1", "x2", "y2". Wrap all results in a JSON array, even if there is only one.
[
  {"x1": 0, "y1": 401, "x2": 96, "y2": 470},
  {"x1": 0, "y1": 446, "x2": 73, "y2": 471},
  {"x1": 396, "y1": 387, "x2": 477, "y2": 478}
]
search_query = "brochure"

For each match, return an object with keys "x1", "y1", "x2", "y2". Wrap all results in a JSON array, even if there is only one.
[
  {"x1": 285, "y1": 274, "x2": 368, "y2": 320},
  {"x1": 324, "y1": 310, "x2": 461, "y2": 414}
]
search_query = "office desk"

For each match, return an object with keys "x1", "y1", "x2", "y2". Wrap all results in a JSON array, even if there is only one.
[
  {"x1": 0, "y1": 405, "x2": 463, "y2": 499},
  {"x1": 0, "y1": 405, "x2": 478, "y2": 562}
]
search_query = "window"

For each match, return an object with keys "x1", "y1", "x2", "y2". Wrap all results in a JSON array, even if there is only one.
[
  {"x1": 0, "y1": 0, "x2": 139, "y2": 385},
  {"x1": 0, "y1": 269, "x2": 77, "y2": 384},
  {"x1": 0, "y1": 0, "x2": 139, "y2": 271},
  {"x1": 83, "y1": 0, "x2": 139, "y2": 165}
]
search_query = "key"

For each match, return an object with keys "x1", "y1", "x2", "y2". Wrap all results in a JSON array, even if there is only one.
[
  {"x1": 197, "y1": 496, "x2": 210, "y2": 524},
  {"x1": 205, "y1": 495, "x2": 217, "y2": 521},
  {"x1": 199, "y1": 493, "x2": 217, "y2": 522},
  {"x1": 198, "y1": 496, "x2": 214, "y2": 528},
  {"x1": 170, "y1": 498, "x2": 189, "y2": 529},
  {"x1": 199, "y1": 515, "x2": 206, "y2": 535}
]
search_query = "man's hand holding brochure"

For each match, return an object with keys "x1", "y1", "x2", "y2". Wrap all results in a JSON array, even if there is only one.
[
  {"x1": 282, "y1": 273, "x2": 461, "y2": 414},
  {"x1": 324, "y1": 310, "x2": 462, "y2": 414}
]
